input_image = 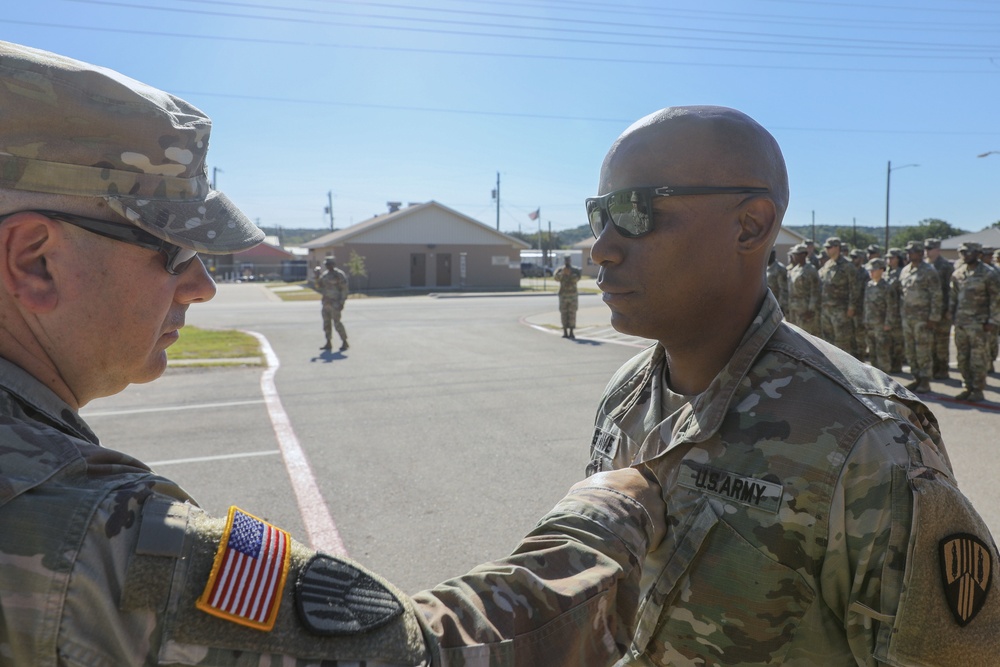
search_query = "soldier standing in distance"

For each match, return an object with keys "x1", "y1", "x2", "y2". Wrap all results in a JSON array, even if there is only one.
[
  {"x1": 786, "y1": 243, "x2": 821, "y2": 334},
  {"x1": 553, "y1": 255, "x2": 582, "y2": 339},
  {"x1": 950, "y1": 242, "x2": 1000, "y2": 402},
  {"x1": 862, "y1": 258, "x2": 895, "y2": 372},
  {"x1": 804, "y1": 238, "x2": 821, "y2": 269},
  {"x1": 866, "y1": 243, "x2": 882, "y2": 260},
  {"x1": 986, "y1": 248, "x2": 1000, "y2": 371},
  {"x1": 818, "y1": 236, "x2": 858, "y2": 354},
  {"x1": 849, "y1": 247, "x2": 869, "y2": 359},
  {"x1": 886, "y1": 247, "x2": 907, "y2": 372},
  {"x1": 315, "y1": 255, "x2": 349, "y2": 351},
  {"x1": 924, "y1": 238, "x2": 954, "y2": 379},
  {"x1": 898, "y1": 240, "x2": 942, "y2": 393},
  {"x1": 766, "y1": 247, "x2": 788, "y2": 313}
]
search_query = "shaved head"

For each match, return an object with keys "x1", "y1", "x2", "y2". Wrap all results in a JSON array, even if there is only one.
[{"x1": 600, "y1": 106, "x2": 789, "y2": 235}]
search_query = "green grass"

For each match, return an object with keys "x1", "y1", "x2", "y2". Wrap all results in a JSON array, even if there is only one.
[{"x1": 168, "y1": 326, "x2": 263, "y2": 362}]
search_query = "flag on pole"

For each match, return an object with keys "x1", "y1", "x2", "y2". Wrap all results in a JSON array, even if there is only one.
[
  {"x1": 197, "y1": 506, "x2": 292, "y2": 631},
  {"x1": 528, "y1": 208, "x2": 539, "y2": 220}
]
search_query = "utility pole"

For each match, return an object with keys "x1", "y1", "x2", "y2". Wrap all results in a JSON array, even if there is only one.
[
  {"x1": 491, "y1": 172, "x2": 500, "y2": 231},
  {"x1": 811, "y1": 210, "x2": 815, "y2": 244},
  {"x1": 885, "y1": 161, "x2": 919, "y2": 251},
  {"x1": 212, "y1": 167, "x2": 223, "y2": 189},
  {"x1": 325, "y1": 190, "x2": 334, "y2": 230}
]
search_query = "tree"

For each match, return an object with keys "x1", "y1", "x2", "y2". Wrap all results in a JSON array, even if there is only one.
[
  {"x1": 345, "y1": 249, "x2": 367, "y2": 292},
  {"x1": 889, "y1": 218, "x2": 967, "y2": 248}
]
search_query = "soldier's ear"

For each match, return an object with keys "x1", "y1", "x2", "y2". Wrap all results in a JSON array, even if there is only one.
[
  {"x1": 0, "y1": 213, "x2": 60, "y2": 313},
  {"x1": 736, "y1": 197, "x2": 778, "y2": 254}
]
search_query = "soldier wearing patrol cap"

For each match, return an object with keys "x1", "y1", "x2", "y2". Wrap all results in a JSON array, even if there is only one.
[
  {"x1": 866, "y1": 243, "x2": 882, "y2": 259},
  {"x1": 950, "y1": 242, "x2": 1000, "y2": 402},
  {"x1": 985, "y1": 247, "x2": 1000, "y2": 369},
  {"x1": 786, "y1": 242, "x2": 820, "y2": 334},
  {"x1": 849, "y1": 247, "x2": 869, "y2": 358},
  {"x1": 0, "y1": 41, "x2": 667, "y2": 666},
  {"x1": 817, "y1": 236, "x2": 859, "y2": 354},
  {"x1": 862, "y1": 257, "x2": 895, "y2": 371},
  {"x1": 886, "y1": 247, "x2": 907, "y2": 371},
  {"x1": 924, "y1": 238, "x2": 954, "y2": 378},
  {"x1": 899, "y1": 240, "x2": 942, "y2": 392},
  {"x1": 314, "y1": 254, "x2": 349, "y2": 351},
  {"x1": 766, "y1": 247, "x2": 789, "y2": 313}
]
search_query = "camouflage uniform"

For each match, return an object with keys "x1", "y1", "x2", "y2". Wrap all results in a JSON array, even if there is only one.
[
  {"x1": 950, "y1": 246, "x2": 1000, "y2": 399},
  {"x1": 553, "y1": 262, "x2": 582, "y2": 337},
  {"x1": 926, "y1": 240, "x2": 955, "y2": 378},
  {"x1": 850, "y1": 250, "x2": 870, "y2": 358},
  {"x1": 587, "y1": 292, "x2": 999, "y2": 665},
  {"x1": 886, "y1": 249, "x2": 907, "y2": 372},
  {"x1": 862, "y1": 260, "x2": 896, "y2": 372},
  {"x1": 765, "y1": 258, "x2": 789, "y2": 313},
  {"x1": 316, "y1": 261, "x2": 349, "y2": 350},
  {"x1": 986, "y1": 250, "x2": 1000, "y2": 369},
  {"x1": 0, "y1": 361, "x2": 660, "y2": 666},
  {"x1": 818, "y1": 241, "x2": 858, "y2": 353},
  {"x1": 899, "y1": 253, "x2": 942, "y2": 386},
  {"x1": 787, "y1": 258, "x2": 821, "y2": 335}
]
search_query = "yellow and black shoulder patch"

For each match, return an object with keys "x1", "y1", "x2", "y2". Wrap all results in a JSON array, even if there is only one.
[{"x1": 939, "y1": 532, "x2": 993, "y2": 626}]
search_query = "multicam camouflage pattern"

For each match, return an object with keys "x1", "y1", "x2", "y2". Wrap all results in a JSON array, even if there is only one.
[
  {"x1": 863, "y1": 277, "x2": 896, "y2": 372},
  {"x1": 588, "y1": 292, "x2": 1000, "y2": 665},
  {"x1": 950, "y1": 261, "x2": 1000, "y2": 391},
  {"x1": 931, "y1": 255, "x2": 956, "y2": 377},
  {"x1": 0, "y1": 41, "x2": 263, "y2": 253},
  {"x1": 554, "y1": 264, "x2": 582, "y2": 329},
  {"x1": 886, "y1": 262, "x2": 906, "y2": 371},
  {"x1": 852, "y1": 262, "x2": 869, "y2": 358},
  {"x1": 818, "y1": 255, "x2": 858, "y2": 352},
  {"x1": 316, "y1": 265, "x2": 349, "y2": 344},
  {"x1": 786, "y1": 261, "x2": 820, "y2": 335},
  {"x1": 0, "y1": 356, "x2": 661, "y2": 666},
  {"x1": 899, "y1": 261, "x2": 942, "y2": 379},
  {"x1": 766, "y1": 259, "x2": 788, "y2": 313}
]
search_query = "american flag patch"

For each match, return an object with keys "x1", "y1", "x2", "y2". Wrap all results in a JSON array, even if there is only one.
[{"x1": 196, "y1": 506, "x2": 292, "y2": 631}]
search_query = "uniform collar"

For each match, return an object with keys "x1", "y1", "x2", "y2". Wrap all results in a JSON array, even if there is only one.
[{"x1": 0, "y1": 356, "x2": 99, "y2": 444}]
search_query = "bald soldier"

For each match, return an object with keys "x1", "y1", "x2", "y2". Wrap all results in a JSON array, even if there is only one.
[
  {"x1": 0, "y1": 41, "x2": 668, "y2": 666},
  {"x1": 585, "y1": 105, "x2": 998, "y2": 664}
]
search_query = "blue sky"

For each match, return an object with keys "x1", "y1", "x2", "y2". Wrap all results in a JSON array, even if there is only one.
[{"x1": 4, "y1": 0, "x2": 1000, "y2": 237}]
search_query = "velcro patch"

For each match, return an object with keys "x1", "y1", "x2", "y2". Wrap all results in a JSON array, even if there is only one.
[
  {"x1": 939, "y1": 533, "x2": 993, "y2": 626},
  {"x1": 677, "y1": 462, "x2": 784, "y2": 513},
  {"x1": 296, "y1": 554, "x2": 404, "y2": 636},
  {"x1": 195, "y1": 506, "x2": 291, "y2": 632},
  {"x1": 591, "y1": 426, "x2": 620, "y2": 460}
]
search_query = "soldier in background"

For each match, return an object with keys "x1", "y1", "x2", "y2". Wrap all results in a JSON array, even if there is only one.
[
  {"x1": 787, "y1": 243, "x2": 821, "y2": 334},
  {"x1": 766, "y1": 247, "x2": 789, "y2": 313},
  {"x1": 987, "y1": 248, "x2": 1000, "y2": 371},
  {"x1": 898, "y1": 240, "x2": 942, "y2": 393},
  {"x1": 866, "y1": 244, "x2": 882, "y2": 260},
  {"x1": 804, "y1": 238, "x2": 821, "y2": 268},
  {"x1": 849, "y1": 248, "x2": 869, "y2": 359},
  {"x1": 862, "y1": 258, "x2": 895, "y2": 372},
  {"x1": 315, "y1": 255, "x2": 349, "y2": 351},
  {"x1": 886, "y1": 247, "x2": 907, "y2": 372},
  {"x1": 553, "y1": 255, "x2": 582, "y2": 339},
  {"x1": 950, "y1": 242, "x2": 1000, "y2": 402},
  {"x1": 818, "y1": 236, "x2": 858, "y2": 354},
  {"x1": 924, "y1": 238, "x2": 954, "y2": 379}
]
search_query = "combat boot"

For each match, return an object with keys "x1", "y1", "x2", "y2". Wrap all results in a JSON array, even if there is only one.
[
  {"x1": 956, "y1": 389, "x2": 972, "y2": 401},
  {"x1": 339, "y1": 341, "x2": 349, "y2": 352},
  {"x1": 905, "y1": 378, "x2": 920, "y2": 391},
  {"x1": 913, "y1": 378, "x2": 932, "y2": 394},
  {"x1": 320, "y1": 340, "x2": 332, "y2": 351},
  {"x1": 966, "y1": 390, "x2": 985, "y2": 403}
]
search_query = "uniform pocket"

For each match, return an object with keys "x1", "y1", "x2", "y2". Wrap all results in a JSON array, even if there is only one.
[{"x1": 627, "y1": 498, "x2": 814, "y2": 666}]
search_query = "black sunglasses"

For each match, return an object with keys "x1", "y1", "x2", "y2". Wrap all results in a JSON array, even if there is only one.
[
  {"x1": 9, "y1": 210, "x2": 200, "y2": 275},
  {"x1": 586, "y1": 185, "x2": 770, "y2": 239}
]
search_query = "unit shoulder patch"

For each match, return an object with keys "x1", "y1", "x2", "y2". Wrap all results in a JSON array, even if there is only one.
[
  {"x1": 939, "y1": 532, "x2": 993, "y2": 626},
  {"x1": 295, "y1": 554, "x2": 405, "y2": 636}
]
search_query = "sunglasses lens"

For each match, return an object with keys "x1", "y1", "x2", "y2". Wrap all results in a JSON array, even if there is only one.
[
  {"x1": 607, "y1": 190, "x2": 653, "y2": 238},
  {"x1": 163, "y1": 247, "x2": 199, "y2": 275},
  {"x1": 586, "y1": 199, "x2": 606, "y2": 238}
]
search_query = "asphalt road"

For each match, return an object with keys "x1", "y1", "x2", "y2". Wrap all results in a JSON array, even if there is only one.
[{"x1": 82, "y1": 284, "x2": 1000, "y2": 595}]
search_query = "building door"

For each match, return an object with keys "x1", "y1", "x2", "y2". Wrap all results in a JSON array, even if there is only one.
[
  {"x1": 410, "y1": 253, "x2": 426, "y2": 287},
  {"x1": 436, "y1": 253, "x2": 452, "y2": 287}
]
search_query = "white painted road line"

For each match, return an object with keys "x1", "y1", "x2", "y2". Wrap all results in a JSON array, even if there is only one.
[
  {"x1": 83, "y1": 399, "x2": 266, "y2": 418},
  {"x1": 148, "y1": 450, "x2": 281, "y2": 467},
  {"x1": 245, "y1": 330, "x2": 348, "y2": 556}
]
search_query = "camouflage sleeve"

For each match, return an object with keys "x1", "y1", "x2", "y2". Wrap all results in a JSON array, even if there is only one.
[
  {"x1": 62, "y1": 486, "x2": 428, "y2": 666},
  {"x1": 338, "y1": 270, "x2": 349, "y2": 302},
  {"x1": 809, "y1": 269, "x2": 821, "y2": 313},
  {"x1": 988, "y1": 270, "x2": 1000, "y2": 328},
  {"x1": 927, "y1": 268, "x2": 943, "y2": 322},
  {"x1": 412, "y1": 469, "x2": 663, "y2": 667},
  {"x1": 950, "y1": 272, "x2": 959, "y2": 322},
  {"x1": 824, "y1": 412, "x2": 999, "y2": 665}
]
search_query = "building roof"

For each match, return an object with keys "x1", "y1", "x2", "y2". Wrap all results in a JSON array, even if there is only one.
[
  {"x1": 940, "y1": 227, "x2": 1000, "y2": 250},
  {"x1": 302, "y1": 201, "x2": 530, "y2": 249}
]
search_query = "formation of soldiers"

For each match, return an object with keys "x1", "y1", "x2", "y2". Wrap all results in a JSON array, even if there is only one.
[{"x1": 778, "y1": 236, "x2": 1000, "y2": 403}]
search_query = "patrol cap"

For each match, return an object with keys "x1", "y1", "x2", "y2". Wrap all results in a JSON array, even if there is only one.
[
  {"x1": 324, "y1": 255, "x2": 336, "y2": 264},
  {"x1": 849, "y1": 248, "x2": 865, "y2": 259},
  {"x1": 959, "y1": 242, "x2": 983, "y2": 253},
  {"x1": 0, "y1": 41, "x2": 264, "y2": 254},
  {"x1": 888, "y1": 246, "x2": 904, "y2": 258},
  {"x1": 982, "y1": 246, "x2": 995, "y2": 254},
  {"x1": 924, "y1": 238, "x2": 941, "y2": 249},
  {"x1": 804, "y1": 238, "x2": 815, "y2": 245},
  {"x1": 866, "y1": 258, "x2": 886, "y2": 271},
  {"x1": 866, "y1": 244, "x2": 881, "y2": 254},
  {"x1": 790, "y1": 243, "x2": 809, "y2": 254},
  {"x1": 905, "y1": 240, "x2": 925, "y2": 253},
  {"x1": 823, "y1": 236, "x2": 841, "y2": 248}
]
